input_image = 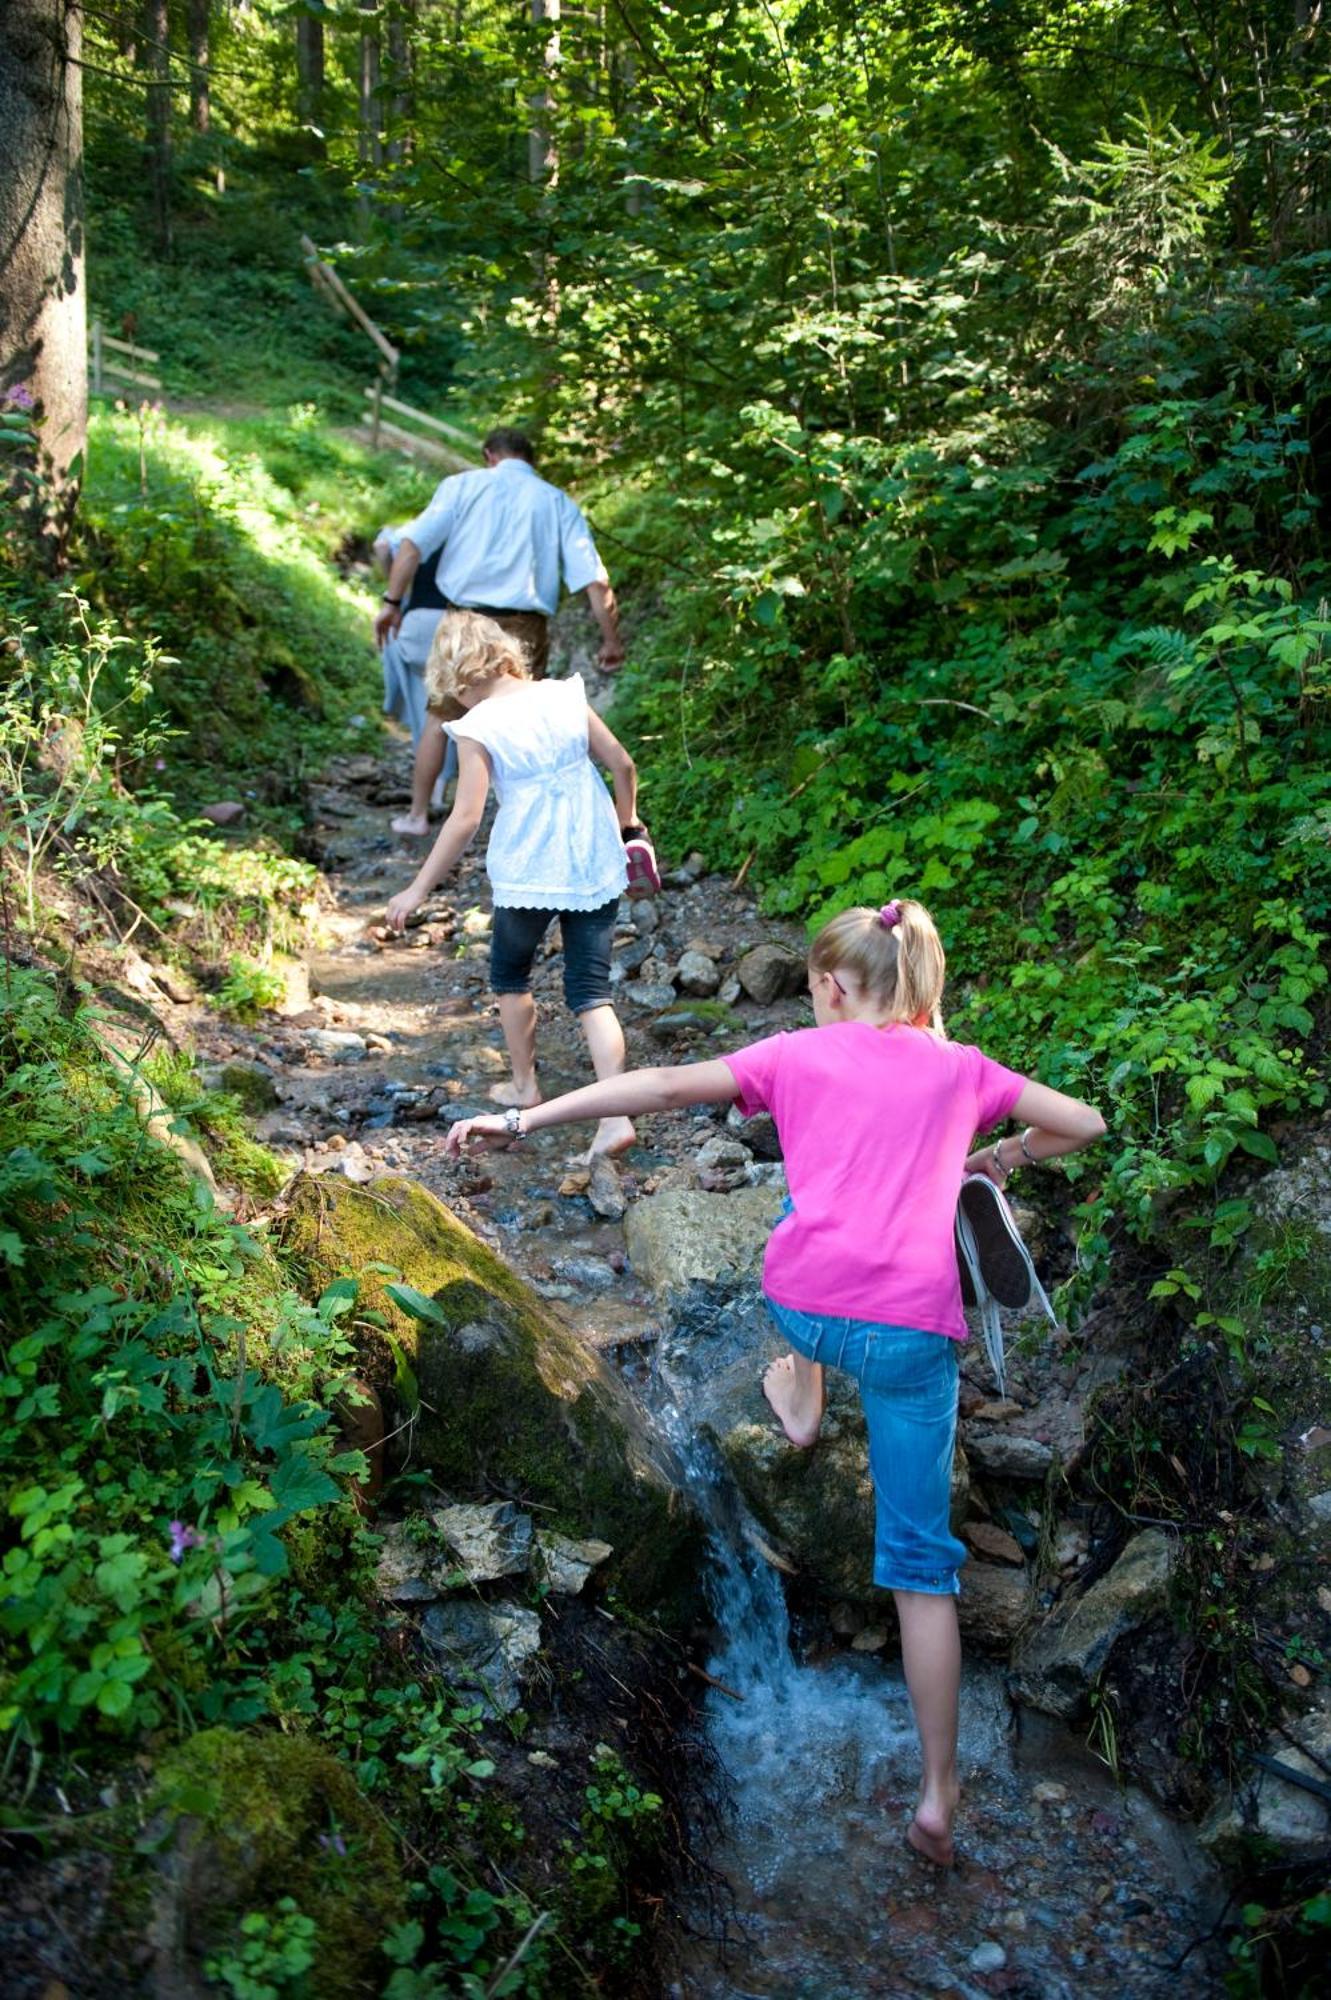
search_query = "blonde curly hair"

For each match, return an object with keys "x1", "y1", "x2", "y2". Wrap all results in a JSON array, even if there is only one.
[{"x1": 424, "y1": 611, "x2": 530, "y2": 719}]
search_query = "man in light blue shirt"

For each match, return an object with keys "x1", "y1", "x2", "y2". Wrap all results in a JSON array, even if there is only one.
[{"x1": 373, "y1": 428, "x2": 624, "y2": 835}]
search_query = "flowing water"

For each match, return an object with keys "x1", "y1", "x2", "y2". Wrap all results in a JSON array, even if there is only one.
[{"x1": 648, "y1": 1381, "x2": 1225, "y2": 1999}]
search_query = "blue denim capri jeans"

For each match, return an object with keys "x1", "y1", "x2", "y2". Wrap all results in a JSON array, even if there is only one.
[{"x1": 765, "y1": 1298, "x2": 968, "y2": 1596}]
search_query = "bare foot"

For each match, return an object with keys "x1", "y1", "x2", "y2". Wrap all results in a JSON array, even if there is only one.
[
  {"x1": 761, "y1": 1354, "x2": 825, "y2": 1448},
  {"x1": 584, "y1": 1116, "x2": 635, "y2": 1160},
  {"x1": 488, "y1": 1079, "x2": 542, "y2": 1109},
  {"x1": 907, "y1": 1793, "x2": 958, "y2": 1868},
  {"x1": 391, "y1": 812, "x2": 429, "y2": 837}
]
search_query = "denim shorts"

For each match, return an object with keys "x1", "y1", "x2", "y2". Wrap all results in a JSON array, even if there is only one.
[
  {"x1": 489, "y1": 898, "x2": 618, "y2": 1015},
  {"x1": 765, "y1": 1298, "x2": 967, "y2": 1596}
]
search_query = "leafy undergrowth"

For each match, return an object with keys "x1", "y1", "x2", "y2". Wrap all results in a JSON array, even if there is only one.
[
  {"x1": 69, "y1": 402, "x2": 424, "y2": 822},
  {"x1": 0, "y1": 963, "x2": 686, "y2": 1995}
]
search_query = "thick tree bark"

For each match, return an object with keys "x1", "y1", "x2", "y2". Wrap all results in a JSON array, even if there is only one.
[
  {"x1": 143, "y1": 0, "x2": 172, "y2": 253},
  {"x1": 0, "y1": 0, "x2": 87, "y2": 559},
  {"x1": 187, "y1": 0, "x2": 209, "y2": 134}
]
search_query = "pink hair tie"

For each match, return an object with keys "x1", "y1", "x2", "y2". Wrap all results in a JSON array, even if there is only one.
[{"x1": 879, "y1": 901, "x2": 902, "y2": 930}]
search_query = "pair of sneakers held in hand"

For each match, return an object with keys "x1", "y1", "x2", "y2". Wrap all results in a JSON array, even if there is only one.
[{"x1": 955, "y1": 1176, "x2": 1057, "y2": 1397}]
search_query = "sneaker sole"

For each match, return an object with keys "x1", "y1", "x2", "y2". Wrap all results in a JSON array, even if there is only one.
[
  {"x1": 625, "y1": 845, "x2": 661, "y2": 896},
  {"x1": 958, "y1": 1177, "x2": 1038, "y2": 1310}
]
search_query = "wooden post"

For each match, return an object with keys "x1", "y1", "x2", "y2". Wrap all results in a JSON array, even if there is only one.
[
  {"x1": 370, "y1": 375, "x2": 383, "y2": 448},
  {"x1": 92, "y1": 317, "x2": 102, "y2": 395}
]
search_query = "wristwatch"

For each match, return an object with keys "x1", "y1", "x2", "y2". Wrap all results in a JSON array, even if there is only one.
[
  {"x1": 502, "y1": 1107, "x2": 526, "y2": 1141},
  {"x1": 381, "y1": 593, "x2": 402, "y2": 606}
]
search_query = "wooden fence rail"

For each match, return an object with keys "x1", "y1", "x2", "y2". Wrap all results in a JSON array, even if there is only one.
[
  {"x1": 89, "y1": 320, "x2": 163, "y2": 397},
  {"x1": 362, "y1": 385, "x2": 476, "y2": 463},
  {"x1": 300, "y1": 234, "x2": 400, "y2": 375}
]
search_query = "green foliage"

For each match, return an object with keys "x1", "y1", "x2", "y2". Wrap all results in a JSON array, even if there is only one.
[
  {"x1": 0, "y1": 967, "x2": 363, "y2": 1745},
  {"x1": 205, "y1": 1899, "x2": 318, "y2": 2000},
  {"x1": 213, "y1": 956, "x2": 290, "y2": 1026}
]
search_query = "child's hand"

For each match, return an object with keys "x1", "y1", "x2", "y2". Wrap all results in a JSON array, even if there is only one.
[
  {"x1": 963, "y1": 1145, "x2": 1005, "y2": 1186},
  {"x1": 445, "y1": 1115, "x2": 513, "y2": 1155},
  {"x1": 386, "y1": 886, "x2": 425, "y2": 933}
]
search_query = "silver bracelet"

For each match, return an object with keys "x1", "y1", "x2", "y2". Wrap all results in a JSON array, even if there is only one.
[
  {"x1": 1019, "y1": 1127, "x2": 1037, "y2": 1166},
  {"x1": 990, "y1": 1141, "x2": 1010, "y2": 1177}
]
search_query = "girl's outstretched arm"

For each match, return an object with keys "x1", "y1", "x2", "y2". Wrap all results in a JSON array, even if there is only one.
[
  {"x1": 585, "y1": 709, "x2": 639, "y2": 829},
  {"x1": 385, "y1": 740, "x2": 491, "y2": 930},
  {"x1": 446, "y1": 1058, "x2": 741, "y2": 1153},
  {"x1": 964, "y1": 1080, "x2": 1106, "y2": 1182}
]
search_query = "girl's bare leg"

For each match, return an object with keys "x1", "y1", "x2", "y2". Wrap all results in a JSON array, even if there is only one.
[
  {"x1": 578, "y1": 1004, "x2": 635, "y2": 1157},
  {"x1": 894, "y1": 1589, "x2": 961, "y2": 1865},
  {"x1": 490, "y1": 993, "x2": 542, "y2": 1108},
  {"x1": 762, "y1": 1352, "x2": 826, "y2": 1447}
]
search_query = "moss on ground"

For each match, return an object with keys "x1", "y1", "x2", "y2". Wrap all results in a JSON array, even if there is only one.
[
  {"x1": 280, "y1": 1173, "x2": 704, "y2": 1624},
  {"x1": 151, "y1": 1727, "x2": 404, "y2": 1997}
]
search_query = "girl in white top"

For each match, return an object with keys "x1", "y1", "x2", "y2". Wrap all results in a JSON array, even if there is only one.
[{"x1": 386, "y1": 612, "x2": 638, "y2": 1157}]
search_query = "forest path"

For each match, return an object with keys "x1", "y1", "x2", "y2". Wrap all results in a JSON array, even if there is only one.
[{"x1": 185, "y1": 672, "x2": 1226, "y2": 1997}]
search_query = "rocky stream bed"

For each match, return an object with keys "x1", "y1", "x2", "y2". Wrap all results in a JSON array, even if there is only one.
[{"x1": 104, "y1": 647, "x2": 1329, "y2": 1997}]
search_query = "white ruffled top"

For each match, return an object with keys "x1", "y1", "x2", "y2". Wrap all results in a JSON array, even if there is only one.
[{"x1": 445, "y1": 676, "x2": 628, "y2": 911}]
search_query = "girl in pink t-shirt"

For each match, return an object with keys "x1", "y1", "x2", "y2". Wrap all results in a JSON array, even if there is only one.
[{"x1": 447, "y1": 897, "x2": 1104, "y2": 1869}]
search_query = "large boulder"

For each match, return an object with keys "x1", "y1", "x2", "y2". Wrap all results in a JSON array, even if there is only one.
[
  {"x1": 653, "y1": 1284, "x2": 1023, "y2": 1640},
  {"x1": 1012, "y1": 1529, "x2": 1176, "y2": 1720},
  {"x1": 624, "y1": 1185, "x2": 781, "y2": 1295},
  {"x1": 735, "y1": 942, "x2": 806, "y2": 1004},
  {"x1": 148, "y1": 1728, "x2": 403, "y2": 2000},
  {"x1": 280, "y1": 1174, "x2": 702, "y2": 1622}
]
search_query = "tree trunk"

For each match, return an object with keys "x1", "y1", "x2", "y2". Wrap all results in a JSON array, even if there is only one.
[
  {"x1": 385, "y1": 5, "x2": 411, "y2": 169},
  {"x1": 187, "y1": 0, "x2": 209, "y2": 134},
  {"x1": 143, "y1": 0, "x2": 172, "y2": 253},
  {"x1": 357, "y1": 0, "x2": 381, "y2": 233},
  {"x1": 296, "y1": 7, "x2": 324, "y2": 146},
  {"x1": 0, "y1": 0, "x2": 87, "y2": 561},
  {"x1": 528, "y1": 0, "x2": 560, "y2": 184}
]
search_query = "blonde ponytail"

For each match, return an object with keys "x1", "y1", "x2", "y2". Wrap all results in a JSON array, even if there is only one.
[{"x1": 808, "y1": 899, "x2": 947, "y2": 1034}]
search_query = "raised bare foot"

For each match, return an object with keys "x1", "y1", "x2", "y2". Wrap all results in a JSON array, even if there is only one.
[
  {"x1": 761, "y1": 1354, "x2": 825, "y2": 1448},
  {"x1": 584, "y1": 1115, "x2": 635, "y2": 1160},
  {"x1": 391, "y1": 812, "x2": 430, "y2": 837},
  {"x1": 487, "y1": 1079, "x2": 542, "y2": 1109},
  {"x1": 907, "y1": 1792, "x2": 958, "y2": 1868}
]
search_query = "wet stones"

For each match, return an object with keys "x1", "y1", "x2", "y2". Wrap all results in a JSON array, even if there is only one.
[
  {"x1": 586, "y1": 1154, "x2": 627, "y2": 1221},
  {"x1": 1013, "y1": 1528, "x2": 1176, "y2": 1720},
  {"x1": 957, "y1": 1561, "x2": 1032, "y2": 1645},
  {"x1": 421, "y1": 1601, "x2": 542, "y2": 1715},
  {"x1": 623, "y1": 1186, "x2": 781, "y2": 1294},
  {"x1": 964, "y1": 1430, "x2": 1055, "y2": 1480},
  {"x1": 433, "y1": 1499, "x2": 533, "y2": 1582},
  {"x1": 1199, "y1": 1692, "x2": 1331, "y2": 1863}
]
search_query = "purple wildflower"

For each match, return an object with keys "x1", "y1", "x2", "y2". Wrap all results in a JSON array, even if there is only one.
[
  {"x1": 3, "y1": 383, "x2": 35, "y2": 412},
  {"x1": 168, "y1": 1520, "x2": 207, "y2": 1564},
  {"x1": 318, "y1": 1831, "x2": 348, "y2": 1858}
]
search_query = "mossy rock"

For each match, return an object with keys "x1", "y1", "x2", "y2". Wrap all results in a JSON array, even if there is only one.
[
  {"x1": 148, "y1": 1727, "x2": 402, "y2": 1999},
  {"x1": 280, "y1": 1173, "x2": 703, "y2": 1624}
]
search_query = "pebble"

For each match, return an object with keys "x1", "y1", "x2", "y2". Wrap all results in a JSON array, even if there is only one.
[
  {"x1": 967, "y1": 1941, "x2": 1007, "y2": 1974},
  {"x1": 1031, "y1": 1780, "x2": 1068, "y2": 1806}
]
